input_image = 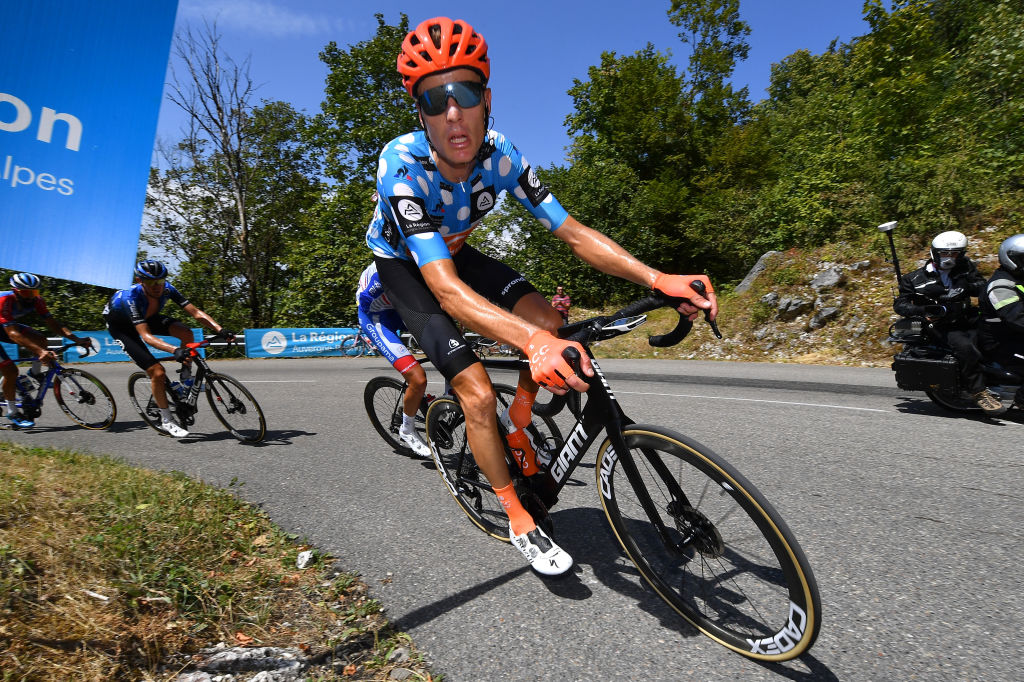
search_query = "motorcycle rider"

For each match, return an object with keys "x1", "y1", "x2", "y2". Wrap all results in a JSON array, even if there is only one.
[
  {"x1": 978, "y1": 234, "x2": 1024, "y2": 411},
  {"x1": 893, "y1": 231, "x2": 1003, "y2": 414}
]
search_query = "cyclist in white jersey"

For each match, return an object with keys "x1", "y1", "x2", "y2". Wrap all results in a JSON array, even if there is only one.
[{"x1": 367, "y1": 17, "x2": 717, "y2": 576}]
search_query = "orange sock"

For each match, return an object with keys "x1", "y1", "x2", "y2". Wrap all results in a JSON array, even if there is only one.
[
  {"x1": 509, "y1": 385, "x2": 538, "y2": 428},
  {"x1": 493, "y1": 482, "x2": 536, "y2": 536}
]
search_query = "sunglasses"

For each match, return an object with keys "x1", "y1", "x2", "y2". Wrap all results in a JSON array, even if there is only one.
[
  {"x1": 142, "y1": 278, "x2": 167, "y2": 286},
  {"x1": 14, "y1": 288, "x2": 39, "y2": 297},
  {"x1": 416, "y1": 80, "x2": 485, "y2": 116}
]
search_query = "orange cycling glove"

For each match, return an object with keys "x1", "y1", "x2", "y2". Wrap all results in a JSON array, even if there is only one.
[
  {"x1": 526, "y1": 330, "x2": 585, "y2": 391},
  {"x1": 652, "y1": 273, "x2": 714, "y2": 301}
]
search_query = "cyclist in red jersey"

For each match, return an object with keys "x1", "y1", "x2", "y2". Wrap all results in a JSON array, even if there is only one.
[
  {"x1": 371, "y1": 17, "x2": 717, "y2": 575},
  {"x1": 1, "y1": 273, "x2": 89, "y2": 428}
]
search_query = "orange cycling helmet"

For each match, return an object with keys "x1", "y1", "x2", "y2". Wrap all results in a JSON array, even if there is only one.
[{"x1": 397, "y1": 17, "x2": 490, "y2": 97}]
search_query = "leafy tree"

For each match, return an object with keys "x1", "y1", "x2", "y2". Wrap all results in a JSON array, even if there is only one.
[
  {"x1": 146, "y1": 22, "x2": 322, "y2": 329},
  {"x1": 288, "y1": 13, "x2": 422, "y2": 323},
  {"x1": 315, "y1": 14, "x2": 418, "y2": 185}
]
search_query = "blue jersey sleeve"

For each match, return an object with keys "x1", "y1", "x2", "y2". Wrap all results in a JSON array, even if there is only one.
[{"x1": 489, "y1": 134, "x2": 569, "y2": 232}]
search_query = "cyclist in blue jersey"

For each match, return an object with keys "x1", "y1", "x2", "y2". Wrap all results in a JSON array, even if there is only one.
[
  {"x1": 1, "y1": 273, "x2": 89, "y2": 428},
  {"x1": 369, "y1": 17, "x2": 717, "y2": 576},
  {"x1": 357, "y1": 262, "x2": 432, "y2": 457},
  {"x1": 103, "y1": 260, "x2": 234, "y2": 438}
]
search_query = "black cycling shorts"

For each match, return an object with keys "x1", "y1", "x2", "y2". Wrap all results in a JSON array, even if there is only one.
[
  {"x1": 104, "y1": 314, "x2": 184, "y2": 371},
  {"x1": 374, "y1": 245, "x2": 536, "y2": 381}
]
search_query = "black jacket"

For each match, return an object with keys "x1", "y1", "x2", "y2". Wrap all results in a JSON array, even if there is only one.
[
  {"x1": 978, "y1": 266, "x2": 1024, "y2": 352},
  {"x1": 893, "y1": 258, "x2": 985, "y2": 330}
]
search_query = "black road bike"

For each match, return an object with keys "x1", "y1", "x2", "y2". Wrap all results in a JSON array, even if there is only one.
[
  {"x1": 424, "y1": 293, "x2": 821, "y2": 662},
  {"x1": 1, "y1": 343, "x2": 116, "y2": 430},
  {"x1": 127, "y1": 332, "x2": 266, "y2": 443}
]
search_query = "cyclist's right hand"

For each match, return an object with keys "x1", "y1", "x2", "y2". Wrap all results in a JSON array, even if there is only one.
[{"x1": 526, "y1": 330, "x2": 590, "y2": 394}]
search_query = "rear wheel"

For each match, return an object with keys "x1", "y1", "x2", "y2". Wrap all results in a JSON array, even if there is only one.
[
  {"x1": 597, "y1": 425, "x2": 820, "y2": 661},
  {"x1": 54, "y1": 368, "x2": 117, "y2": 429},
  {"x1": 424, "y1": 384, "x2": 563, "y2": 542},
  {"x1": 205, "y1": 373, "x2": 266, "y2": 443},
  {"x1": 127, "y1": 372, "x2": 182, "y2": 436}
]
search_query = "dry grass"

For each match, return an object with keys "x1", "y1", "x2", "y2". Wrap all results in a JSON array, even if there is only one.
[{"x1": 0, "y1": 442, "x2": 435, "y2": 681}]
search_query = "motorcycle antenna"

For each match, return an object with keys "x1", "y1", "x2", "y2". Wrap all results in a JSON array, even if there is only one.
[{"x1": 877, "y1": 220, "x2": 902, "y2": 283}]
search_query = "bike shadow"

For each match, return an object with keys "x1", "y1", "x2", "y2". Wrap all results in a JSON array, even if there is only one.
[
  {"x1": 542, "y1": 506, "x2": 837, "y2": 680},
  {"x1": 104, "y1": 420, "x2": 313, "y2": 445}
]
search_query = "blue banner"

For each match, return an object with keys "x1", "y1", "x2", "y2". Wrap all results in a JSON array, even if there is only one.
[
  {"x1": 0, "y1": 1, "x2": 179, "y2": 289},
  {"x1": 63, "y1": 329, "x2": 204, "y2": 363},
  {"x1": 245, "y1": 328, "x2": 360, "y2": 359},
  {"x1": 1, "y1": 341, "x2": 17, "y2": 361}
]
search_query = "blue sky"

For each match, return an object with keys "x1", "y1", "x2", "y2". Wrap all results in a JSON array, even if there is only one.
[{"x1": 159, "y1": 0, "x2": 871, "y2": 168}]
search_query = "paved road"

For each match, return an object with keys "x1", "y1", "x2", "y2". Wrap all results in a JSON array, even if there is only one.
[{"x1": 2, "y1": 357, "x2": 1020, "y2": 681}]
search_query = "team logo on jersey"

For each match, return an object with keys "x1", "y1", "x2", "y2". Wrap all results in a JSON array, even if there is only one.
[
  {"x1": 517, "y1": 165, "x2": 549, "y2": 207},
  {"x1": 475, "y1": 190, "x2": 495, "y2": 212},
  {"x1": 388, "y1": 195, "x2": 434, "y2": 236},
  {"x1": 393, "y1": 166, "x2": 412, "y2": 181},
  {"x1": 381, "y1": 220, "x2": 399, "y2": 248},
  {"x1": 470, "y1": 186, "x2": 497, "y2": 222}
]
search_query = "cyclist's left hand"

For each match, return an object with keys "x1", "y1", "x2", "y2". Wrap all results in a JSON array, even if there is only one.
[
  {"x1": 218, "y1": 328, "x2": 237, "y2": 343},
  {"x1": 653, "y1": 274, "x2": 718, "y2": 321},
  {"x1": 526, "y1": 330, "x2": 592, "y2": 395},
  {"x1": 37, "y1": 349, "x2": 57, "y2": 365}
]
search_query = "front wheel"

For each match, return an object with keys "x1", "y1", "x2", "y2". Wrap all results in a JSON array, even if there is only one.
[
  {"x1": 127, "y1": 372, "x2": 183, "y2": 436},
  {"x1": 364, "y1": 376, "x2": 411, "y2": 453},
  {"x1": 205, "y1": 373, "x2": 266, "y2": 443},
  {"x1": 596, "y1": 425, "x2": 820, "y2": 661},
  {"x1": 54, "y1": 368, "x2": 117, "y2": 429}
]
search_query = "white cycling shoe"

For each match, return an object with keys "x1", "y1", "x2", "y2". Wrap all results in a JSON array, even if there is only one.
[
  {"x1": 510, "y1": 523, "x2": 573, "y2": 576},
  {"x1": 161, "y1": 420, "x2": 189, "y2": 438},
  {"x1": 399, "y1": 427, "x2": 432, "y2": 458}
]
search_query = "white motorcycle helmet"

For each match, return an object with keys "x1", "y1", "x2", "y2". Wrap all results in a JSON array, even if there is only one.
[
  {"x1": 930, "y1": 231, "x2": 968, "y2": 270},
  {"x1": 997, "y1": 234, "x2": 1024, "y2": 276}
]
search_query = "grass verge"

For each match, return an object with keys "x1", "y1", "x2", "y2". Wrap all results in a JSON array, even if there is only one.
[{"x1": 0, "y1": 441, "x2": 435, "y2": 681}]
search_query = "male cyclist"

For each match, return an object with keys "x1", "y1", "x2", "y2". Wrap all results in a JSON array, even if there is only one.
[
  {"x1": 366, "y1": 17, "x2": 716, "y2": 576},
  {"x1": 103, "y1": 260, "x2": 233, "y2": 438},
  {"x1": 1, "y1": 273, "x2": 89, "y2": 428},
  {"x1": 357, "y1": 261, "x2": 432, "y2": 458}
]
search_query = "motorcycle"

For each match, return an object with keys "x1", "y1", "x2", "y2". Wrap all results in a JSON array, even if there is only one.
[
  {"x1": 888, "y1": 315, "x2": 1023, "y2": 413},
  {"x1": 878, "y1": 219, "x2": 1022, "y2": 413}
]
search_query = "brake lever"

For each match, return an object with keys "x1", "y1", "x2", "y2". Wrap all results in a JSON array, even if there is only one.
[{"x1": 689, "y1": 279, "x2": 722, "y2": 339}]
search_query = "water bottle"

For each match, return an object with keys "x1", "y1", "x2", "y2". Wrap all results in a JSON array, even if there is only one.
[
  {"x1": 169, "y1": 380, "x2": 185, "y2": 398},
  {"x1": 15, "y1": 375, "x2": 34, "y2": 396}
]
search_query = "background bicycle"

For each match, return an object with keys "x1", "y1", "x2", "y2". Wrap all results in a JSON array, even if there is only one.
[
  {"x1": 424, "y1": 293, "x2": 820, "y2": 662},
  {"x1": 0, "y1": 343, "x2": 116, "y2": 430},
  {"x1": 341, "y1": 332, "x2": 376, "y2": 357},
  {"x1": 127, "y1": 332, "x2": 266, "y2": 443}
]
